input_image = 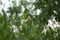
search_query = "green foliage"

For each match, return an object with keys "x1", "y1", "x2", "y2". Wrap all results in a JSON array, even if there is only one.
[{"x1": 0, "y1": 0, "x2": 60, "y2": 40}]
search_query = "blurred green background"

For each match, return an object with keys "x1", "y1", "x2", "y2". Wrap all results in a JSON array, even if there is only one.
[{"x1": 0, "y1": 0, "x2": 60, "y2": 40}]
